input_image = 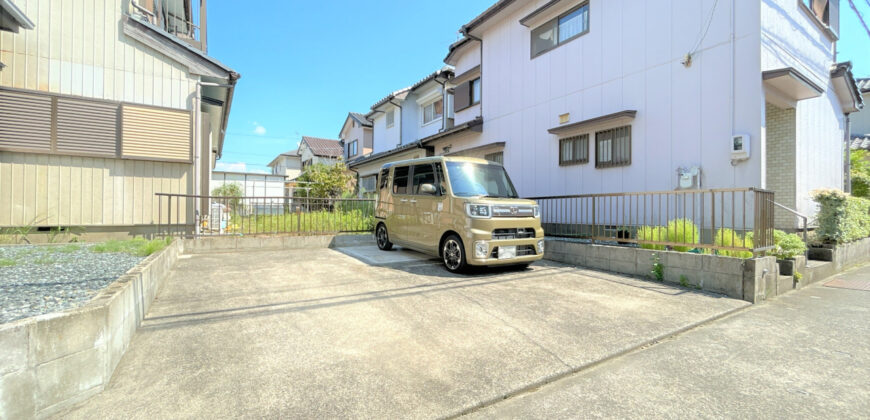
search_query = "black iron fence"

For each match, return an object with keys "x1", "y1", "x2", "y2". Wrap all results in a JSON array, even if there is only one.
[
  {"x1": 155, "y1": 193, "x2": 376, "y2": 237},
  {"x1": 528, "y1": 188, "x2": 775, "y2": 254}
]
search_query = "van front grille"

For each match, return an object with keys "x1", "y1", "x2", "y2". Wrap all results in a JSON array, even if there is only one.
[{"x1": 492, "y1": 228, "x2": 536, "y2": 240}]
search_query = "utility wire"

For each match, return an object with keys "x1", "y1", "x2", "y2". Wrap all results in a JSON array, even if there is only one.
[
  {"x1": 850, "y1": 0, "x2": 870, "y2": 40},
  {"x1": 690, "y1": 0, "x2": 721, "y2": 55}
]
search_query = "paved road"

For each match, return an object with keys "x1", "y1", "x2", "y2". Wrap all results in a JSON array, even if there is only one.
[
  {"x1": 57, "y1": 246, "x2": 746, "y2": 419},
  {"x1": 469, "y1": 264, "x2": 870, "y2": 419}
]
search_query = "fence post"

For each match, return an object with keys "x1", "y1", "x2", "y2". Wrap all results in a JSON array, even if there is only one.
[{"x1": 591, "y1": 196, "x2": 597, "y2": 244}]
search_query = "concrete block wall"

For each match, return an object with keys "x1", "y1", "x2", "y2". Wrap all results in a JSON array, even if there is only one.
[
  {"x1": 0, "y1": 240, "x2": 182, "y2": 419},
  {"x1": 544, "y1": 239, "x2": 749, "y2": 300},
  {"x1": 182, "y1": 234, "x2": 373, "y2": 254}
]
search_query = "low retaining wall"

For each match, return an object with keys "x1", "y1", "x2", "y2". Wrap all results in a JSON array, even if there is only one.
[
  {"x1": 544, "y1": 239, "x2": 778, "y2": 303},
  {"x1": 0, "y1": 240, "x2": 183, "y2": 419},
  {"x1": 809, "y1": 237, "x2": 870, "y2": 271},
  {"x1": 182, "y1": 233, "x2": 373, "y2": 253}
]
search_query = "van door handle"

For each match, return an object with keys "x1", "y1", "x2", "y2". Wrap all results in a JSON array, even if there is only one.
[
  {"x1": 400, "y1": 199, "x2": 408, "y2": 203},
  {"x1": 409, "y1": 199, "x2": 417, "y2": 203}
]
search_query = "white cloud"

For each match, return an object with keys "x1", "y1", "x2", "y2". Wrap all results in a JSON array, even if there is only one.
[
  {"x1": 215, "y1": 162, "x2": 247, "y2": 172},
  {"x1": 252, "y1": 121, "x2": 267, "y2": 136}
]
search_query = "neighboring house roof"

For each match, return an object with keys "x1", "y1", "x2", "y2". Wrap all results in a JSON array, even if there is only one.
[
  {"x1": 460, "y1": 0, "x2": 516, "y2": 35},
  {"x1": 830, "y1": 62, "x2": 864, "y2": 114},
  {"x1": 369, "y1": 86, "x2": 412, "y2": 113},
  {"x1": 366, "y1": 67, "x2": 455, "y2": 116},
  {"x1": 445, "y1": 37, "x2": 477, "y2": 65},
  {"x1": 300, "y1": 136, "x2": 343, "y2": 158},
  {"x1": 267, "y1": 149, "x2": 299, "y2": 168},
  {"x1": 0, "y1": 0, "x2": 35, "y2": 33},
  {"x1": 349, "y1": 112, "x2": 372, "y2": 127},
  {"x1": 852, "y1": 136, "x2": 870, "y2": 151},
  {"x1": 858, "y1": 78, "x2": 870, "y2": 94}
]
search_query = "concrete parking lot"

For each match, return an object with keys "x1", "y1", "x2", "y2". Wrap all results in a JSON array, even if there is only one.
[{"x1": 59, "y1": 245, "x2": 748, "y2": 419}]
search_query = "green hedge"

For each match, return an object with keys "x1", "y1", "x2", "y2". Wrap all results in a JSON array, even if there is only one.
[
  {"x1": 713, "y1": 228, "x2": 753, "y2": 259},
  {"x1": 666, "y1": 218, "x2": 699, "y2": 252},
  {"x1": 812, "y1": 189, "x2": 870, "y2": 244}
]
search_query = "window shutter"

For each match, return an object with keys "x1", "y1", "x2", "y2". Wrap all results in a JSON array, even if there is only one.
[
  {"x1": 121, "y1": 105, "x2": 191, "y2": 161},
  {"x1": 829, "y1": 0, "x2": 839, "y2": 33},
  {"x1": 0, "y1": 89, "x2": 52, "y2": 151},
  {"x1": 454, "y1": 81, "x2": 471, "y2": 111},
  {"x1": 56, "y1": 97, "x2": 119, "y2": 156}
]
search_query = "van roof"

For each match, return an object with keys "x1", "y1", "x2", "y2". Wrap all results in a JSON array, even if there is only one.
[{"x1": 380, "y1": 155, "x2": 492, "y2": 170}]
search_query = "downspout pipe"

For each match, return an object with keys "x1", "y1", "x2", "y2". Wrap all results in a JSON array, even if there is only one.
[
  {"x1": 435, "y1": 77, "x2": 447, "y2": 132},
  {"x1": 845, "y1": 113, "x2": 852, "y2": 193},
  {"x1": 389, "y1": 99, "x2": 403, "y2": 147},
  {"x1": 463, "y1": 32, "x2": 484, "y2": 120}
]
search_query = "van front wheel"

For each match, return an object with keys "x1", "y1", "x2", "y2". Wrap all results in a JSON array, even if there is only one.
[
  {"x1": 442, "y1": 235, "x2": 467, "y2": 273},
  {"x1": 376, "y1": 224, "x2": 393, "y2": 251}
]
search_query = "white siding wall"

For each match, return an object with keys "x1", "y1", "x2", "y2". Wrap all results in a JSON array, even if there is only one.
[
  {"x1": 371, "y1": 105, "x2": 401, "y2": 154},
  {"x1": 452, "y1": 41, "x2": 483, "y2": 126},
  {"x1": 761, "y1": 0, "x2": 844, "y2": 218},
  {"x1": 461, "y1": 0, "x2": 762, "y2": 197}
]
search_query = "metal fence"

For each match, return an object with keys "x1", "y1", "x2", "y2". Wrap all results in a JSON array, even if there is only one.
[
  {"x1": 528, "y1": 188, "x2": 775, "y2": 254},
  {"x1": 155, "y1": 193, "x2": 376, "y2": 237}
]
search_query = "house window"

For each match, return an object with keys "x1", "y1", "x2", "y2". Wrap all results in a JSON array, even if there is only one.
[
  {"x1": 559, "y1": 135, "x2": 588, "y2": 165},
  {"x1": 386, "y1": 110, "x2": 395, "y2": 128},
  {"x1": 347, "y1": 140, "x2": 358, "y2": 158},
  {"x1": 803, "y1": 0, "x2": 829, "y2": 25},
  {"x1": 360, "y1": 175, "x2": 377, "y2": 192},
  {"x1": 471, "y1": 78, "x2": 481, "y2": 105},
  {"x1": 423, "y1": 99, "x2": 443, "y2": 125},
  {"x1": 531, "y1": 3, "x2": 589, "y2": 57},
  {"x1": 484, "y1": 151, "x2": 503, "y2": 165},
  {"x1": 595, "y1": 126, "x2": 631, "y2": 168}
]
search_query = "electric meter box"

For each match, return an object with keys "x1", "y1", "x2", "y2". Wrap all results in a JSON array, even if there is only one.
[{"x1": 731, "y1": 134, "x2": 750, "y2": 160}]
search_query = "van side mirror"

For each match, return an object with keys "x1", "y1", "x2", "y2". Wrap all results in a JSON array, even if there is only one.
[{"x1": 420, "y1": 183, "x2": 437, "y2": 195}]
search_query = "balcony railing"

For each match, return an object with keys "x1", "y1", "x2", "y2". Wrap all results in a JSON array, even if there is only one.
[
  {"x1": 131, "y1": 0, "x2": 205, "y2": 51},
  {"x1": 528, "y1": 188, "x2": 776, "y2": 255}
]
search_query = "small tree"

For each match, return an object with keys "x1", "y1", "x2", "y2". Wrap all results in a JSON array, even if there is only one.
[
  {"x1": 211, "y1": 182, "x2": 243, "y2": 210},
  {"x1": 851, "y1": 150, "x2": 870, "y2": 198},
  {"x1": 294, "y1": 161, "x2": 354, "y2": 199}
]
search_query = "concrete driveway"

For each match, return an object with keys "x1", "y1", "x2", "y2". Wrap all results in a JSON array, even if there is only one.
[{"x1": 59, "y1": 245, "x2": 748, "y2": 419}]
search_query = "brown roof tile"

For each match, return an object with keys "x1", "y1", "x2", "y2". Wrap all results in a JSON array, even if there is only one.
[{"x1": 301, "y1": 136, "x2": 344, "y2": 158}]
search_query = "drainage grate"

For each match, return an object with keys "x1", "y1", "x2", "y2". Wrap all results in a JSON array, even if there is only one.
[{"x1": 824, "y1": 278, "x2": 870, "y2": 291}]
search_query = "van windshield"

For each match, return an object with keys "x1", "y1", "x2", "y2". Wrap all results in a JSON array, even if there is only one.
[{"x1": 445, "y1": 161, "x2": 519, "y2": 198}]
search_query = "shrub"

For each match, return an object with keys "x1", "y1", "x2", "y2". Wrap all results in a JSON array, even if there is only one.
[
  {"x1": 771, "y1": 230, "x2": 807, "y2": 260},
  {"x1": 713, "y1": 228, "x2": 753, "y2": 258},
  {"x1": 294, "y1": 161, "x2": 354, "y2": 198},
  {"x1": 92, "y1": 237, "x2": 171, "y2": 257},
  {"x1": 811, "y1": 189, "x2": 870, "y2": 244},
  {"x1": 666, "y1": 218, "x2": 700, "y2": 252},
  {"x1": 637, "y1": 225, "x2": 666, "y2": 250}
]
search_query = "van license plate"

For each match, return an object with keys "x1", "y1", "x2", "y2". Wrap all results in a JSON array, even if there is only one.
[{"x1": 498, "y1": 246, "x2": 517, "y2": 259}]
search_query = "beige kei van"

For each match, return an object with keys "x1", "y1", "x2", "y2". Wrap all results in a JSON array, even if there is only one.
[{"x1": 374, "y1": 156, "x2": 544, "y2": 272}]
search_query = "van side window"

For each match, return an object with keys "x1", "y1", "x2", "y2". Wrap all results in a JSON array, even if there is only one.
[
  {"x1": 433, "y1": 163, "x2": 446, "y2": 195},
  {"x1": 411, "y1": 164, "x2": 436, "y2": 194},
  {"x1": 393, "y1": 166, "x2": 410, "y2": 194},
  {"x1": 379, "y1": 168, "x2": 390, "y2": 190}
]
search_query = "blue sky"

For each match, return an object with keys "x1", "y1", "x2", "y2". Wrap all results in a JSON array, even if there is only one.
[{"x1": 210, "y1": 1, "x2": 870, "y2": 173}]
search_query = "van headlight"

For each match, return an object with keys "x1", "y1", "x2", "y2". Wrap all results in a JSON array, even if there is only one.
[
  {"x1": 474, "y1": 241, "x2": 489, "y2": 258},
  {"x1": 466, "y1": 204, "x2": 492, "y2": 219},
  {"x1": 533, "y1": 205, "x2": 540, "y2": 218}
]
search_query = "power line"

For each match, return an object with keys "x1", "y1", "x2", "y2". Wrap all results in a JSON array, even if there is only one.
[{"x1": 850, "y1": 0, "x2": 870, "y2": 40}]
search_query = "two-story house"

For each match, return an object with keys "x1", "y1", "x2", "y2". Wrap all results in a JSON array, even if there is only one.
[
  {"x1": 851, "y1": 78, "x2": 870, "y2": 151},
  {"x1": 297, "y1": 136, "x2": 343, "y2": 171},
  {"x1": 267, "y1": 149, "x2": 302, "y2": 180},
  {"x1": 346, "y1": 67, "x2": 486, "y2": 192},
  {"x1": 422, "y1": 0, "x2": 862, "y2": 229},
  {"x1": 338, "y1": 112, "x2": 373, "y2": 161},
  {"x1": 0, "y1": 0, "x2": 239, "y2": 238}
]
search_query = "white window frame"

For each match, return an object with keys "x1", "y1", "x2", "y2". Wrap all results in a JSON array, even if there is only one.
[
  {"x1": 421, "y1": 97, "x2": 443, "y2": 126},
  {"x1": 386, "y1": 110, "x2": 395, "y2": 128},
  {"x1": 531, "y1": 2, "x2": 590, "y2": 58}
]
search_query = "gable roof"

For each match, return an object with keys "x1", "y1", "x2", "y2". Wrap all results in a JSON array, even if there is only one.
[
  {"x1": 301, "y1": 136, "x2": 343, "y2": 158},
  {"x1": 267, "y1": 149, "x2": 299, "y2": 167},
  {"x1": 349, "y1": 112, "x2": 372, "y2": 127}
]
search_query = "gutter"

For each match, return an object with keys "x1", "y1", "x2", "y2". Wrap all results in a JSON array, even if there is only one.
[{"x1": 389, "y1": 98, "x2": 404, "y2": 147}]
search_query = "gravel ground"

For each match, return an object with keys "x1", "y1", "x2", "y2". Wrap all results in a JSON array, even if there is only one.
[{"x1": 0, "y1": 245, "x2": 144, "y2": 324}]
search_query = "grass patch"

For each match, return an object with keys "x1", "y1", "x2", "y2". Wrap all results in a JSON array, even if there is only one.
[
  {"x1": 0, "y1": 258, "x2": 16, "y2": 267},
  {"x1": 92, "y1": 237, "x2": 171, "y2": 257},
  {"x1": 53, "y1": 244, "x2": 82, "y2": 254},
  {"x1": 225, "y1": 209, "x2": 375, "y2": 235}
]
